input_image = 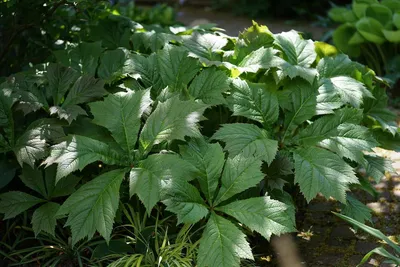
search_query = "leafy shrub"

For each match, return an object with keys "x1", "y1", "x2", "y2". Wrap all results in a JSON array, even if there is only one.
[
  {"x1": 329, "y1": 0, "x2": 400, "y2": 84},
  {"x1": 0, "y1": 4, "x2": 398, "y2": 266}
]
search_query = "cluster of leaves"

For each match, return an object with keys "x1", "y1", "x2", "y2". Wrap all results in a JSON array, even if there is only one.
[
  {"x1": 0, "y1": 0, "x2": 178, "y2": 78},
  {"x1": 329, "y1": 0, "x2": 400, "y2": 82},
  {"x1": 0, "y1": 7, "x2": 399, "y2": 266}
]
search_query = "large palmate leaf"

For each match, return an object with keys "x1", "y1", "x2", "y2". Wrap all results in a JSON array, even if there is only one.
[
  {"x1": 273, "y1": 30, "x2": 318, "y2": 83},
  {"x1": 228, "y1": 79, "x2": 279, "y2": 125},
  {"x1": 57, "y1": 169, "x2": 126, "y2": 245},
  {"x1": 179, "y1": 139, "x2": 224, "y2": 202},
  {"x1": 235, "y1": 21, "x2": 275, "y2": 62},
  {"x1": 139, "y1": 96, "x2": 207, "y2": 153},
  {"x1": 212, "y1": 123, "x2": 278, "y2": 164},
  {"x1": 214, "y1": 155, "x2": 264, "y2": 205},
  {"x1": 32, "y1": 202, "x2": 60, "y2": 237},
  {"x1": 298, "y1": 108, "x2": 363, "y2": 146},
  {"x1": 62, "y1": 75, "x2": 107, "y2": 107},
  {"x1": 130, "y1": 153, "x2": 196, "y2": 213},
  {"x1": 54, "y1": 41, "x2": 103, "y2": 76},
  {"x1": 183, "y1": 32, "x2": 228, "y2": 60},
  {"x1": 281, "y1": 78, "x2": 317, "y2": 134},
  {"x1": 318, "y1": 76, "x2": 372, "y2": 108},
  {"x1": 197, "y1": 213, "x2": 253, "y2": 267},
  {"x1": 216, "y1": 196, "x2": 295, "y2": 240},
  {"x1": 125, "y1": 53, "x2": 163, "y2": 96},
  {"x1": 162, "y1": 180, "x2": 209, "y2": 224},
  {"x1": 89, "y1": 89, "x2": 152, "y2": 159},
  {"x1": 188, "y1": 67, "x2": 230, "y2": 105},
  {"x1": 50, "y1": 75, "x2": 107, "y2": 123},
  {"x1": 237, "y1": 47, "x2": 283, "y2": 74},
  {"x1": 20, "y1": 164, "x2": 81, "y2": 199},
  {"x1": 318, "y1": 124, "x2": 378, "y2": 165},
  {"x1": 157, "y1": 45, "x2": 200, "y2": 92},
  {"x1": 44, "y1": 135, "x2": 125, "y2": 182},
  {"x1": 0, "y1": 191, "x2": 44, "y2": 219},
  {"x1": 294, "y1": 146, "x2": 359, "y2": 203},
  {"x1": 46, "y1": 63, "x2": 79, "y2": 106},
  {"x1": 13, "y1": 119, "x2": 65, "y2": 168},
  {"x1": 98, "y1": 48, "x2": 130, "y2": 83}
]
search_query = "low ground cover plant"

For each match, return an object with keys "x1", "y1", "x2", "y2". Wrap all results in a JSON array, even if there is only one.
[{"x1": 0, "y1": 1, "x2": 399, "y2": 266}]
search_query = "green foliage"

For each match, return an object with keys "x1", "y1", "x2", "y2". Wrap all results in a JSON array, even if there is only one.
[
  {"x1": 329, "y1": 0, "x2": 400, "y2": 84},
  {"x1": 0, "y1": 5, "x2": 398, "y2": 265}
]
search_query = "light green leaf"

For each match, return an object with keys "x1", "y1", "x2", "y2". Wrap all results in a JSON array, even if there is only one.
[
  {"x1": 157, "y1": 45, "x2": 200, "y2": 92},
  {"x1": 139, "y1": 96, "x2": 207, "y2": 153},
  {"x1": 238, "y1": 47, "x2": 283, "y2": 74},
  {"x1": 365, "y1": 155, "x2": 395, "y2": 182},
  {"x1": 294, "y1": 146, "x2": 359, "y2": 203},
  {"x1": 281, "y1": 78, "x2": 317, "y2": 132},
  {"x1": 214, "y1": 155, "x2": 264, "y2": 205},
  {"x1": 394, "y1": 12, "x2": 400, "y2": 28},
  {"x1": 62, "y1": 75, "x2": 107, "y2": 107},
  {"x1": 89, "y1": 89, "x2": 152, "y2": 158},
  {"x1": 228, "y1": 78, "x2": 279, "y2": 125},
  {"x1": 274, "y1": 30, "x2": 318, "y2": 83},
  {"x1": 318, "y1": 76, "x2": 373, "y2": 108},
  {"x1": 197, "y1": 213, "x2": 253, "y2": 267},
  {"x1": 14, "y1": 119, "x2": 65, "y2": 168},
  {"x1": 188, "y1": 67, "x2": 230, "y2": 105},
  {"x1": 365, "y1": 4, "x2": 392, "y2": 26},
  {"x1": 235, "y1": 21, "x2": 274, "y2": 62},
  {"x1": 57, "y1": 169, "x2": 126, "y2": 245},
  {"x1": 98, "y1": 48, "x2": 129, "y2": 83},
  {"x1": 318, "y1": 124, "x2": 378, "y2": 164},
  {"x1": 356, "y1": 17, "x2": 386, "y2": 44},
  {"x1": 212, "y1": 123, "x2": 278, "y2": 164},
  {"x1": 163, "y1": 180, "x2": 209, "y2": 224},
  {"x1": 274, "y1": 30, "x2": 316, "y2": 67},
  {"x1": 183, "y1": 32, "x2": 228, "y2": 60},
  {"x1": 382, "y1": 29, "x2": 400, "y2": 42},
  {"x1": 328, "y1": 7, "x2": 357, "y2": 23},
  {"x1": 32, "y1": 202, "x2": 60, "y2": 237},
  {"x1": 180, "y1": 139, "x2": 224, "y2": 202},
  {"x1": 0, "y1": 191, "x2": 44, "y2": 219},
  {"x1": 130, "y1": 154, "x2": 196, "y2": 214},
  {"x1": 352, "y1": 0, "x2": 379, "y2": 18},
  {"x1": 44, "y1": 135, "x2": 126, "y2": 182},
  {"x1": 46, "y1": 63, "x2": 79, "y2": 106},
  {"x1": 216, "y1": 196, "x2": 295, "y2": 240},
  {"x1": 298, "y1": 108, "x2": 364, "y2": 146},
  {"x1": 341, "y1": 195, "x2": 372, "y2": 223},
  {"x1": 332, "y1": 24, "x2": 361, "y2": 57}
]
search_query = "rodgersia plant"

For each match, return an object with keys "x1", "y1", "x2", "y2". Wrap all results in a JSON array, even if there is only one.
[{"x1": 0, "y1": 13, "x2": 398, "y2": 266}]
